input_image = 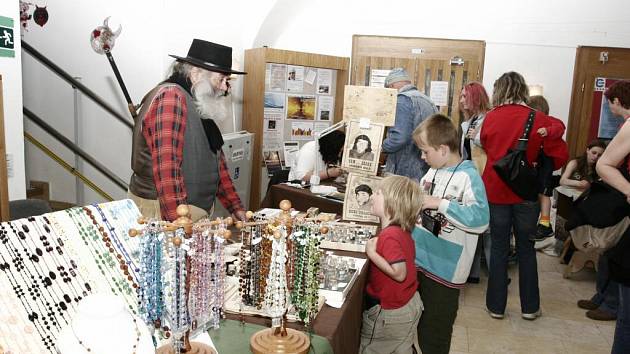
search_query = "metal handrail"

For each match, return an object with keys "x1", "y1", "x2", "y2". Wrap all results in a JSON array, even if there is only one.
[
  {"x1": 23, "y1": 107, "x2": 128, "y2": 191},
  {"x1": 23, "y1": 132, "x2": 114, "y2": 201},
  {"x1": 21, "y1": 40, "x2": 134, "y2": 129}
]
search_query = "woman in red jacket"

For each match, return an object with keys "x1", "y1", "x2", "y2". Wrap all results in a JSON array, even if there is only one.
[{"x1": 481, "y1": 72, "x2": 566, "y2": 320}]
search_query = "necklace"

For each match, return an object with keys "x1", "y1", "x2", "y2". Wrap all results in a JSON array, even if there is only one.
[{"x1": 71, "y1": 310, "x2": 141, "y2": 354}]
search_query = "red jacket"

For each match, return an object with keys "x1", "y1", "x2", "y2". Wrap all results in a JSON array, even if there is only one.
[
  {"x1": 541, "y1": 115, "x2": 569, "y2": 170},
  {"x1": 480, "y1": 104, "x2": 566, "y2": 204}
]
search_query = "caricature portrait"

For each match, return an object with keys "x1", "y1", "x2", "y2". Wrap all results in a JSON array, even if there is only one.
[
  {"x1": 348, "y1": 135, "x2": 375, "y2": 161},
  {"x1": 354, "y1": 184, "x2": 373, "y2": 211}
]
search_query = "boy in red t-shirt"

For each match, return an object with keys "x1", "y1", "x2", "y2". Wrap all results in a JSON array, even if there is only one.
[{"x1": 360, "y1": 175, "x2": 424, "y2": 354}]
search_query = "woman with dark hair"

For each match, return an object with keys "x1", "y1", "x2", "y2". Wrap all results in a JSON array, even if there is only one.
[
  {"x1": 560, "y1": 139, "x2": 607, "y2": 189},
  {"x1": 348, "y1": 134, "x2": 374, "y2": 161},
  {"x1": 481, "y1": 71, "x2": 567, "y2": 321},
  {"x1": 288, "y1": 130, "x2": 345, "y2": 182}
]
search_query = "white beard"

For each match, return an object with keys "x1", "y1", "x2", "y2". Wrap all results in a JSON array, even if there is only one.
[{"x1": 192, "y1": 78, "x2": 230, "y2": 122}]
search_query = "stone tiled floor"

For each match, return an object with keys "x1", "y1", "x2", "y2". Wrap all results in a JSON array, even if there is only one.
[{"x1": 451, "y1": 252, "x2": 614, "y2": 354}]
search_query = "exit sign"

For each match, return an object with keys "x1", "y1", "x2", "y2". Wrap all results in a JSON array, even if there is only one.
[{"x1": 0, "y1": 16, "x2": 14, "y2": 58}]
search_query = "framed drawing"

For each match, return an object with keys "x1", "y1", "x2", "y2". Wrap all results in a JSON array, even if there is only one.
[
  {"x1": 341, "y1": 119, "x2": 384, "y2": 175},
  {"x1": 343, "y1": 172, "x2": 382, "y2": 223}
]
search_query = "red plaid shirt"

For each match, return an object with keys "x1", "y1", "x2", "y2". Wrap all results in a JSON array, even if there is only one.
[{"x1": 142, "y1": 86, "x2": 244, "y2": 221}]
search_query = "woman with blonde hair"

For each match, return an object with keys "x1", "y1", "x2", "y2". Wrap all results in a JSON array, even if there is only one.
[{"x1": 480, "y1": 72, "x2": 566, "y2": 320}]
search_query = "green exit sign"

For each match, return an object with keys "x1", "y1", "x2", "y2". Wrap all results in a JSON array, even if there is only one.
[{"x1": 0, "y1": 16, "x2": 14, "y2": 58}]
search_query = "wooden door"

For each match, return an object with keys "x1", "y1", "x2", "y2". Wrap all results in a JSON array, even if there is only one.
[
  {"x1": 567, "y1": 46, "x2": 630, "y2": 158},
  {"x1": 351, "y1": 35, "x2": 485, "y2": 126}
]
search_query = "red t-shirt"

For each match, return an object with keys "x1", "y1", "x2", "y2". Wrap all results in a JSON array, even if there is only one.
[{"x1": 365, "y1": 225, "x2": 418, "y2": 309}]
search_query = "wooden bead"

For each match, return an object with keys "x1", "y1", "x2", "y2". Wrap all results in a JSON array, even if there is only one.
[
  {"x1": 320, "y1": 226, "x2": 329, "y2": 234},
  {"x1": 172, "y1": 237, "x2": 182, "y2": 247},
  {"x1": 176, "y1": 204, "x2": 190, "y2": 218},
  {"x1": 224, "y1": 230, "x2": 232, "y2": 240},
  {"x1": 273, "y1": 230, "x2": 281, "y2": 239},
  {"x1": 279, "y1": 200, "x2": 292, "y2": 211},
  {"x1": 235, "y1": 221, "x2": 244, "y2": 229},
  {"x1": 224, "y1": 217, "x2": 233, "y2": 226},
  {"x1": 245, "y1": 211, "x2": 254, "y2": 220},
  {"x1": 128, "y1": 229, "x2": 138, "y2": 237}
]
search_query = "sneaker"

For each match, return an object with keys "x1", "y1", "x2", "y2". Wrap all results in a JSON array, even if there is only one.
[
  {"x1": 586, "y1": 308, "x2": 616, "y2": 321},
  {"x1": 522, "y1": 309, "x2": 542, "y2": 320},
  {"x1": 487, "y1": 309, "x2": 505, "y2": 319},
  {"x1": 577, "y1": 299, "x2": 599, "y2": 310},
  {"x1": 530, "y1": 224, "x2": 554, "y2": 241},
  {"x1": 534, "y1": 237, "x2": 556, "y2": 250}
]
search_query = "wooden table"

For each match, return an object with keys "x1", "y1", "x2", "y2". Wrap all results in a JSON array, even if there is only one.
[
  {"x1": 262, "y1": 184, "x2": 344, "y2": 216},
  {"x1": 225, "y1": 250, "x2": 367, "y2": 354}
]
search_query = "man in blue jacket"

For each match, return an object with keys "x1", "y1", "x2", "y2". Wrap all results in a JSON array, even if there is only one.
[{"x1": 383, "y1": 68, "x2": 438, "y2": 181}]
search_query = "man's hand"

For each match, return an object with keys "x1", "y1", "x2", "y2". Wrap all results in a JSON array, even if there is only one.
[
  {"x1": 537, "y1": 127, "x2": 548, "y2": 137},
  {"x1": 233, "y1": 210, "x2": 248, "y2": 222}
]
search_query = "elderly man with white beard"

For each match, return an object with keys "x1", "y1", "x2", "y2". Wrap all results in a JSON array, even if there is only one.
[{"x1": 128, "y1": 39, "x2": 247, "y2": 222}]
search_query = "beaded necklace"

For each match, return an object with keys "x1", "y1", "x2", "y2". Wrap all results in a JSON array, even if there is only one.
[
  {"x1": 15, "y1": 218, "x2": 83, "y2": 319},
  {"x1": 263, "y1": 225, "x2": 288, "y2": 324},
  {"x1": 70, "y1": 310, "x2": 141, "y2": 354},
  {"x1": 92, "y1": 204, "x2": 140, "y2": 282},
  {"x1": 3, "y1": 222, "x2": 65, "y2": 331},
  {"x1": 137, "y1": 221, "x2": 164, "y2": 329},
  {"x1": 0, "y1": 248, "x2": 55, "y2": 351},
  {"x1": 27, "y1": 216, "x2": 90, "y2": 304},
  {"x1": 65, "y1": 208, "x2": 136, "y2": 312}
]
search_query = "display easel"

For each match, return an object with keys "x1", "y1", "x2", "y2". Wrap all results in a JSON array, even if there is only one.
[
  {"x1": 0, "y1": 75, "x2": 9, "y2": 221},
  {"x1": 242, "y1": 48, "x2": 350, "y2": 210}
]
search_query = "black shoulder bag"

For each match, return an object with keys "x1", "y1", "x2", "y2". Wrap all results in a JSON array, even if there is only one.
[{"x1": 493, "y1": 109, "x2": 539, "y2": 201}]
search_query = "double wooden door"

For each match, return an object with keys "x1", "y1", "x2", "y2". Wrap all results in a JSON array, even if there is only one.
[{"x1": 351, "y1": 35, "x2": 485, "y2": 126}]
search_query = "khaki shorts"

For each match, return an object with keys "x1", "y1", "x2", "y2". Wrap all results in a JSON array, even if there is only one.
[
  {"x1": 360, "y1": 292, "x2": 423, "y2": 354},
  {"x1": 127, "y1": 191, "x2": 212, "y2": 222}
]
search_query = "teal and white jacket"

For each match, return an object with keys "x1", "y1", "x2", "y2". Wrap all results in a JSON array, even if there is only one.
[{"x1": 412, "y1": 160, "x2": 489, "y2": 288}]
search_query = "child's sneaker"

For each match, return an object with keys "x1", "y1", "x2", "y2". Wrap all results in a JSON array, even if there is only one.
[{"x1": 529, "y1": 223, "x2": 553, "y2": 241}]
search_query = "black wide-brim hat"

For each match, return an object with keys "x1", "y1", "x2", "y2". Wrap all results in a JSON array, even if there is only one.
[{"x1": 169, "y1": 39, "x2": 246, "y2": 75}]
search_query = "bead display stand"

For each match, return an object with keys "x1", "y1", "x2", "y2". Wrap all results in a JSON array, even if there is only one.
[
  {"x1": 133, "y1": 205, "x2": 222, "y2": 354},
  {"x1": 245, "y1": 200, "x2": 310, "y2": 354}
]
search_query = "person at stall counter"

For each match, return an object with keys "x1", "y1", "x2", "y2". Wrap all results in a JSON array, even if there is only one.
[{"x1": 128, "y1": 39, "x2": 247, "y2": 222}]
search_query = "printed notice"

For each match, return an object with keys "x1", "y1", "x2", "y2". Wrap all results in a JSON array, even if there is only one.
[
  {"x1": 317, "y1": 96, "x2": 334, "y2": 121},
  {"x1": 286, "y1": 65, "x2": 305, "y2": 92},
  {"x1": 317, "y1": 69, "x2": 333, "y2": 94},
  {"x1": 430, "y1": 81, "x2": 449, "y2": 107}
]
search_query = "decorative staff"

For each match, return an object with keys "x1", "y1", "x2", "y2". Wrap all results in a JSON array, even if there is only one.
[{"x1": 90, "y1": 16, "x2": 137, "y2": 118}]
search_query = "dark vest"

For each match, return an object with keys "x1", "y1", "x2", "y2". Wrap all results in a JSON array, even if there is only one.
[{"x1": 129, "y1": 83, "x2": 220, "y2": 212}]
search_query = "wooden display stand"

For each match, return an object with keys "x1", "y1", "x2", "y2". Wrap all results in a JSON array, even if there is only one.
[
  {"x1": 351, "y1": 35, "x2": 485, "y2": 125},
  {"x1": 242, "y1": 48, "x2": 350, "y2": 210}
]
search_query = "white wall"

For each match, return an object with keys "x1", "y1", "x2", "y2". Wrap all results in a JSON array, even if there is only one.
[
  {"x1": 268, "y1": 0, "x2": 630, "y2": 127},
  {"x1": 0, "y1": 1, "x2": 25, "y2": 200},
  {"x1": 19, "y1": 0, "x2": 630, "y2": 205}
]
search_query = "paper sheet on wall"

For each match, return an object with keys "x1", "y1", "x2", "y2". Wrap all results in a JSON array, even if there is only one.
[
  {"x1": 314, "y1": 122, "x2": 331, "y2": 135},
  {"x1": 430, "y1": 81, "x2": 449, "y2": 107},
  {"x1": 342, "y1": 85, "x2": 397, "y2": 126},
  {"x1": 317, "y1": 95, "x2": 334, "y2": 121},
  {"x1": 269, "y1": 63, "x2": 287, "y2": 91},
  {"x1": 290, "y1": 121, "x2": 314, "y2": 140},
  {"x1": 287, "y1": 65, "x2": 305, "y2": 92},
  {"x1": 283, "y1": 141, "x2": 300, "y2": 168},
  {"x1": 369, "y1": 69, "x2": 392, "y2": 88},
  {"x1": 317, "y1": 69, "x2": 332, "y2": 94},
  {"x1": 305, "y1": 69, "x2": 317, "y2": 85},
  {"x1": 286, "y1": 94, "x2": 316, "y2": 120}
]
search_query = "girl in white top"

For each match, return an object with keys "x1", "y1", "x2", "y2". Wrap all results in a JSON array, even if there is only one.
[{"x1": 288, "y1": 130, "x2": 345, "y2": 182}]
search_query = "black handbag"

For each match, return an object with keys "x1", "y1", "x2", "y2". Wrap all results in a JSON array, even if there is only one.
[{"x1": 493, "y1": 109, "x2": 539, "y2": 201}]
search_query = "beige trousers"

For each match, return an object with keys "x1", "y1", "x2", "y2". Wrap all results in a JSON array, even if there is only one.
[{"x1": 127, "y1": 191, "x2": 212, "y2": 222}]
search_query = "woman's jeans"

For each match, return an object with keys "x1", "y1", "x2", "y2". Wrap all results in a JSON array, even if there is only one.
[{"x1": 486, "y1": 201, "x2": 540, "y2": 314}]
